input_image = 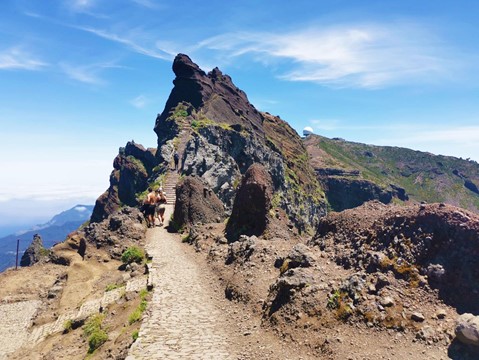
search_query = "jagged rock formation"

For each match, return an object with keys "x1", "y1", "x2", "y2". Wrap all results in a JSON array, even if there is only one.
[
  {"x1": 20, "y1": 234, "x2": 47, "y2": 267},
  {"x1": 173, "y1": 176, "x2": 225, "y2": 229},
  {"x1": 92, "y1": 142, "x2": 158, "y2": 223},
  {"x1": 92, "y1": 54, "x2": 326, "y2": 232},
  {"x1": 154, "y1": 54, "x2": 326, "y2": 233}
]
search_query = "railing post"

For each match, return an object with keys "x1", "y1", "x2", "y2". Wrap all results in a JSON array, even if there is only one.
[{"x1": 15, "y1": 239, "x2": 20, "y2": 270}]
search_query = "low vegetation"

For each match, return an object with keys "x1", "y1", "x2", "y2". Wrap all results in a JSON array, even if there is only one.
[
  {"x1": 128, "y1": 289, "x2": 149, "y2": 324},
  {"x1": 83, "y1": 314, "x2": 108, "y2": 354},
  {"x1": 121, "y1": 246, "x2": 145, "y2": 265}
]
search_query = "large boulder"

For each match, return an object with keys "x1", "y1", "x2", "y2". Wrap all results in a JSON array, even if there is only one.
[
  {"x1": 173, "y1": 176, "x2": 225, "y2": 229},
  {"x1": 226, "y1": 163, "x2": 273, "y2": 241},
  {"x1": 456, "y1": 313, "x2": 479, "y2": 346}
]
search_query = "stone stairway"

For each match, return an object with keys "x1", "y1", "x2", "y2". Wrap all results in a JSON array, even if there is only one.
[
  {"x1": 162, "y1": 170, "x2": 179, "y2": 205},
  {"x1": 160, "y1": 124, "x2": 191, "y2": 206}
]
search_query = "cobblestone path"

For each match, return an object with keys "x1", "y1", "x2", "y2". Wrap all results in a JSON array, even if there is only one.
[{"x1": 127, "y1": 205, "x2": 235, "y2": 359}]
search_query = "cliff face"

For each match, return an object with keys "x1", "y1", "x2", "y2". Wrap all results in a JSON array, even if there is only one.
[{"x1": 154, "y1": 54, "x2": 327, "y2": 232}]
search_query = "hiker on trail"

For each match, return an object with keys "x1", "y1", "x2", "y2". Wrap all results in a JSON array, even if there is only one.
[
  {"x1": 173, "y1": 151, "x2": 180, "y2": 171},
  {"x1": 143, "y1": 187, "x2": 157, "y2": 228},
  {"x1": 156, "y1": 187, "x2": 167, "y2": 226}
]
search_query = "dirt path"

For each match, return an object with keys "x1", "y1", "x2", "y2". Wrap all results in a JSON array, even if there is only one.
[{"x1": 126, "y1": 205, "x2": 235, "y2": 359}]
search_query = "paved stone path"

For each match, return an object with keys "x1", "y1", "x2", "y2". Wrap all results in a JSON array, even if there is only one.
[
  {"x1": 0, "y1": 300, "x2": 41, "y2": 360},
  {"x1": 127, "y1": 205, "x2": 235, "y2": 359}
]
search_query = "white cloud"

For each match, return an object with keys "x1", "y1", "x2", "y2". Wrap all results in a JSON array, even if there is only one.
[
  {"x1": 74, "y1": 206, "x2": 89, "y2": 212},
  {"x1": 78, "y1": 26, "x2": 175, "y2": 60},
  {"x1": 0, "y1": 47, "x2": 47, "y2": 70},
  {"x1": 310, "y1": 119, "x2": 342, "y2": 131},
  {"x1": 197, "y1": 22, "x2": 460, "y2": 89},
  {"x1": 130, "y1": 95, "x2": 148, "y2": 108}
]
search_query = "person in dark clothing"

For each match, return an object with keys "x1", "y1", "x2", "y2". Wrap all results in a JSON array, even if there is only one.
[{"x1": 173, "y1": 151, "x2": 179, "y2": 171}]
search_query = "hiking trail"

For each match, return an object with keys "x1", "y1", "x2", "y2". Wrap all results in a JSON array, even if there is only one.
[{"x1": 126, "y1": 204, "x2": 236, "y2": 359}]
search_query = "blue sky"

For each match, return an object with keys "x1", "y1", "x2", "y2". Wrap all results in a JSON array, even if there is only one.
[{"x1": 1, "y1": 0, "x2": 479, "y2": 230}]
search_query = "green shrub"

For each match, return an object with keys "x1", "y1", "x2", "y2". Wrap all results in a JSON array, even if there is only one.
[
  {"x1": 88, "y1": 329, "x2": 108, "y2": 353},
  {"x1": 121, "y1": 247, "x2": 145, "y2": 265},
  {"x1": 132, "y1": 330, "x2": 139, "y2": 341},
  {"x1": 83, "y1": 314, "x2": 108, "y2": 353},
  {"x1": 83, "y1": 314, "x2": 104, "y2": 337}
]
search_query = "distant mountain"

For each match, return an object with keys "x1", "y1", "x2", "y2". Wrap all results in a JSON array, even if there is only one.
[
  {"x1": 304, "y1": 135, "x2": 479, "y2": 212},
  {"x1": 0, "y1": 204, "x2": 93, "y2": 272}
]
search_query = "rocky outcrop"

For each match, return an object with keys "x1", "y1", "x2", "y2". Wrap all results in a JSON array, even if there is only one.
[
  {"x1": 310, "y1": 201, "x2": 479, "y2": 314},
  {"x1": 20, "y1": 234, "x2": 47, "y2": 267},
  {"x1": 152, "y1": 54, "x2": 327, "y2": 233},
  {"x1": 320, "y1": 176, "x2": 408, "y2": 212},
  {"x1": 84, "y1": 206, "x2": 146, "y2": 260},
  {"x1": 154, "y1": 54, "x2": 264, "y2": 149},
  {"x1": 173, "y1": 176, "x2": 225, "y2": 229},
  {"x1": 464, "y1": 179, "x2": 479, "y2": 195},
  {"x1": 226, "y1": 164, "x2": 273, "y2": 240},
  {"x1": 91, "y1": 142, "x2": 158, "y2": 223}
]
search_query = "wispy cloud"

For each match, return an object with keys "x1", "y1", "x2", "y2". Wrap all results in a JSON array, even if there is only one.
[
  {"x1": 197, "y1": 22, "x2": 461, "y2": 89},
  {"x1": 0, "y1": 47, "x2": 47, "y2": 70},
  {"x1": 130, "y1": 94, "x2": 148, "y2": 108},
  {"x1": 77, "y1": 26, "x2": 174, "y2": 60},
  {"x1": 60, "y1": 63, "x2": 103, "y2": 84},
  {"x1": 59, "y1": 61, "x2": 123, "y2": 85}
]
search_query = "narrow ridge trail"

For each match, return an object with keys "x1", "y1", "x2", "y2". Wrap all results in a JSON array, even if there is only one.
[{"x1": 126, "y1": 205, "x2": 236, "y2": 359}]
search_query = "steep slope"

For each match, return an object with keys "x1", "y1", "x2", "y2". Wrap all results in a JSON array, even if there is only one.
[{"x1": 305, "y1": 134, "x2": 479, "y2": 212}]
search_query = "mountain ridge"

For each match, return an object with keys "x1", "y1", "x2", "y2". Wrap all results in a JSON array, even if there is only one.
[{"x1": 305, "y1": 134, "x2": 479, "y2": 213}]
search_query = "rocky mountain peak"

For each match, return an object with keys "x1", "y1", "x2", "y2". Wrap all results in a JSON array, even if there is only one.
[
  {"x1": 172, "y1": 53, "x2": 206, "y2": 80},
  {"x1": 154, "y1": 54, "x2": 264, "y2": 145}
]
